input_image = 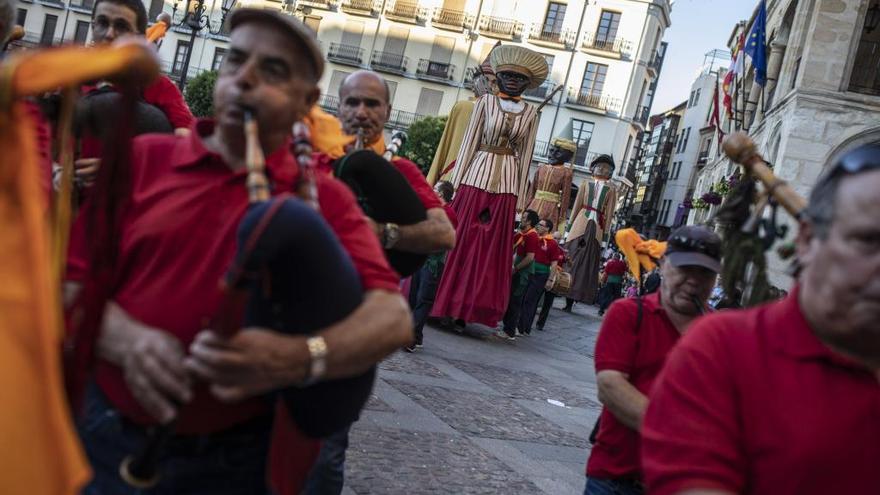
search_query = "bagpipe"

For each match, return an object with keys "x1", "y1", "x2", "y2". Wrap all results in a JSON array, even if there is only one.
[
  {"x1": 332, "y1": 129, "x2": 428, "y2": 276},
  {"x1": 119, "y1": 112, "x2": 376, "y2": 488}
]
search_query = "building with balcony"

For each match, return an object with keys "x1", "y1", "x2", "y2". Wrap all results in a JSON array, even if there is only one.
[
  {"x1": 688, "y1": 0, "x2": 880, "y2": 287},
  {"x1": 13, "y1": 0, "x2": 672, "y2": 201}
]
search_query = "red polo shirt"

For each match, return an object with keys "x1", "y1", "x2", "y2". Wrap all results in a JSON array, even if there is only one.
[
  {"x1": 604, "y1": 259, "x2": 627, "y2": 276},
  {"x1": 66, "y1": 119, "x2": 400, "y2": 433},
  {"x1": 587, "y1": 292, "x2": 680, "y2": 480},
  {"x1": 642, "y1": 287, "x2": 880, "y2": 495},
  {"x1": 534, "y1": 237, "x2": 561, "y2": 266},
  {"x1": 514, "y1": 229, "x2": 541, "y2": 258}
]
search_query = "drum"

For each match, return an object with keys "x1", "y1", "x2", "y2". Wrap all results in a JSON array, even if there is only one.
[{"x1": 545, "y1": 269, "x2": 572, "y2": 296}]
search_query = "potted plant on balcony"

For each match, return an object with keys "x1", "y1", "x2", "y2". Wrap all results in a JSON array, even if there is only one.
[{"x1": 701, "y1": 190, "x2": 723, "y2": 206}]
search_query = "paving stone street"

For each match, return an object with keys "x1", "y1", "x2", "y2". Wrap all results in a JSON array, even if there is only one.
[{"x1": 343, "y1": 301, "x2": 603, "y2": 494}]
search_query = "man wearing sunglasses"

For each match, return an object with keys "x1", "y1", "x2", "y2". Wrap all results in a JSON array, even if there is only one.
[
  {"x1": 642, "y1": 144, "x2": 880, "y2": 495},
  {"x1": 585, "y1": 225, "x2": 720, "y2": 495}
]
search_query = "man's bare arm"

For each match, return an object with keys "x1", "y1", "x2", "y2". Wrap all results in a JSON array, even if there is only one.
[
  {"x1": 596, "y1": 369, "x2": 648, "y2": 431},
  {"x1": 393, "y1": 208, "x2": 455, "y2": 253}
]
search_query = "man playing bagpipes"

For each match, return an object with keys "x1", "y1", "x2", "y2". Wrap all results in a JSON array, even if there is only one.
[
  {"x1": 64, "y1": 10, "x2": 412, "y2": 494},
  {"x1": 305, "y1": 69, "x2": 455, "y2": 495},
  {"x1": 641, "y1": 137, "x2": 880, "y2": 494},
  {"x1": 70, "y1": 0, "x2": 195, "y2": 188}
]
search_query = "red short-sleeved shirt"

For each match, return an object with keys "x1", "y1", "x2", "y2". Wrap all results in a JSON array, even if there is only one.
[
  {"x1": 587, "y1": 292, "x2": 680, "y2": 480},
  {"x1": 66, "y1": 119, "x2": 400, "y2": 433},
  {"x1": 514, "y1": 229, "x2": 541, "y2": 258},
  {"x1": 534, "y1": 237, "x2": 561, "y2": 266},
  {"x1": 604, "y1": 259, "x2": 627, "y2": 276},
  {"x1": 642, "y1": 287, "x2": 880, "y2": 495}
]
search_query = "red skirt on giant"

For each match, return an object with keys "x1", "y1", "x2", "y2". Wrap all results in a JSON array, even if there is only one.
[{"x1": 431, "y1": 185, "x2": 517, "y2": 326}]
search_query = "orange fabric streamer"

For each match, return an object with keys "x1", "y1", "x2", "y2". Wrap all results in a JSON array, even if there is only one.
[
  {"x1": 614, "y1": 228, "x2": 667, "y2": 282},
  {"x1": 0, "y1": 42, "x2": 158, "y2": 495},
  {"x1": 145, "y1": 20, "x2": 169, "y2": 43},
  {"x1": 303, "y1": 106, "x2": 354, "y2": 159}
]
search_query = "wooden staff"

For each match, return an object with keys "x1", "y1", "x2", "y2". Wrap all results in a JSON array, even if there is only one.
[
  {"x1": 536, "y1": 84, "x2": 564, "y2": 113},
  {"x1": 722, "y1": 131, "x2": 807, "y2": 218}
]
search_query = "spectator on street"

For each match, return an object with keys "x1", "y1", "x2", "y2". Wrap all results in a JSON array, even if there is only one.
[
  {"x1": 596, "y1": 254, "x2": 627, "y2": 316},
  {"x1": 584, "y1": 225, "x2": 721, "y2": 495},
  {"x1": 641, "y1": 145, "x2": 880, "y2": 495}
]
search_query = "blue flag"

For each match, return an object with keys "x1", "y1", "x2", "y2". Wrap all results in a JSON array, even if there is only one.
[{"x1": 744, "y1": 0, "x2": 767, "y2": 86}]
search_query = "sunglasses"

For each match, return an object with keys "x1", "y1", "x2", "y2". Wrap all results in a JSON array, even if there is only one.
[
  {"x1": 668, "y1": 234, "x2": 721, "y2": 259},
  {"x1": 826, "y1": 145, "x2": 880, "y2": 179}
]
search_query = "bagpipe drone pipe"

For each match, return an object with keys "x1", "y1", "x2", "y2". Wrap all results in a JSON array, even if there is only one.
[
  {"x1": 333, "y1": 130, "x2": 428, "y2": 277},
  {"x1": 119, "y1": 114, "x2": 375, "y2": 488}
]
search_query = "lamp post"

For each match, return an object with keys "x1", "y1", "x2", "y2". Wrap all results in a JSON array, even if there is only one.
[{"x1": 171, "y1": 0, "x2": 237, "y2": 90}]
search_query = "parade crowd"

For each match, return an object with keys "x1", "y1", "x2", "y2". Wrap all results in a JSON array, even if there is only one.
[{"x1": 0, "y1": 1, "x2": 879, "y2": 495}]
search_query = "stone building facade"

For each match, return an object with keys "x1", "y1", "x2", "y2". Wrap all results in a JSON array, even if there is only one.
[{"x1": 689, "y1": 0, "x2": 880, "y2": 287}]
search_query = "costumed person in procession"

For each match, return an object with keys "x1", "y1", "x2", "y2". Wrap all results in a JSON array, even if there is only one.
[
  {"x1": 500, "y1": 209, "x2": 541, "y2": 339},
  {"x1": 585, "y1": 226, "x2": 721, "y2": 495},
  {"x1": 431, "y1": 45, "x2": 548, "y2": 329},
  {"x1": 405, "y1": 180, "x2": 459, "y2": 353},
  {"x1": 564, "y1": 154, "x2": 618, "y2": 311},
  {"x1": 535, "y1": 230, "x2": 567, "y2": 331},
  {"x1": 67, "y1": 0, "x2": 194, "y2": 188},
  {"x1": 519, "y1": 218, "x2": 563, "y2": 334},
  {"x1": 425, "y1": 42, "x2": 500, "y2": 186},
  {"x1": 305, "y1": 69, "x2": 455, "y2": 495},
  {"x1": 525, "y1": 137, "x2": 575, "y2": 235},
  {"x1": 64, "y1": 11, "x2": 412, "y2": 494},
  {"x1": 596, "y1": 253, "x2": 627, "y2": 316},
  {"x1": 0, "y1": 17, "x2": 162, "y2": 493}
]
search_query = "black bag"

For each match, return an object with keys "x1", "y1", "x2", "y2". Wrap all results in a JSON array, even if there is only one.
[{"x1": 589, "y1": 296, "x2": 643, "y2": 445}]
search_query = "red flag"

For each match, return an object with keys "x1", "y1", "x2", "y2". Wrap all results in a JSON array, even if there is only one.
[
  {"x1": 711, "y1": 78, "x2": 725, "y2": 147},
  {"x1": 722, "y1": 31, "x2": 746, "y2": 118}
]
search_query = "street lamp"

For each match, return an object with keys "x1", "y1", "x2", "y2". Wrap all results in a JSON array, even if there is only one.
[
  {"x1": 170, "y1": 0, "x2": 237, "y2": 90},
  {"x1": 866, "y1": 0, "x2": 880, "y2": 33}
]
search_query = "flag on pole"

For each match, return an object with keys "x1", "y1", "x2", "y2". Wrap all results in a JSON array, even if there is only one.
[
  {"x1": 722, "y1": 30, "x2": 746, "y2": 118},
  {"x1": 744, "y1": 0, "x2": 768, "y2": 86},
  {"x1": 711, "y1": 76, "x2": 725, "y2": 150}
]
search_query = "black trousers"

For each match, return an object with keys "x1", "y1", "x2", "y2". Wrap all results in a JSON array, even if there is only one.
[
  {"x1": 410, "y1": 263, "x2": 441, "y2": 344},
  {"x1": 502, "y1": 269, "x2": 530, "y2": 336},
  {"x1": 536, "y1": 290, "x2": 556, "y2": 329},
  {"x1": 518, "y1": 272, "x2": 550, "y2": 334},
  {"x1": 597, "y1": 282, "x2": 623, "y2": 311}
]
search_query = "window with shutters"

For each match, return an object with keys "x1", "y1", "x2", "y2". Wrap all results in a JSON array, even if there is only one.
[
  {"x1": 416, "y1": 88, "x2": 443, "y2": 116},
  {"x1": 386, "y1": 80, "x2": 398, "y2": 103},
  {"x1": 16, "y1": 8, "x2": 26, "y2": 27},
  {"x1": 172, "y1": 40, "x2": 190, "y2": 75},
  {"x1": 40, "y1": 14, "x2": 57, "y2": 46},
  {"x1": 329, "y1": 70, "x2": 352, "y2": 97},
  {"x1": 73, "y1": 20, "x2": 90, "y2": 44},
  {"x1": 341, "y1": 20, "x2": 365, "y2": 47},
  {"x1": 148, "y1": 0, "x2": 164, "y2": 23},
  {"x1": 542, "y1": 2, "x2": 566, "y2": 34},
  {"x1": 571, "y1": 119, "x2": 595, "y2": 167},
  {"x1": 212, "y1": 48, "x2": 227, "y2": 71},
  {"x1": 596, "y1": 10, "x2": 621, "y2": 43},
  {"x1": 579, "y1": 63, "x2": 607, "y2": 96},
  {"x1": 849, "y1": 17, "x2": 880, "y2": 95},
  {"x1": 303, "y1": 16, "x2": 321, "y2": 34}
]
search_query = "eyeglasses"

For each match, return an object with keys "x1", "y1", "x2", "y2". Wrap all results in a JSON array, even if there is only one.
[{"x1": 668, "y1": 234, "x2": 721, "y2": 259}]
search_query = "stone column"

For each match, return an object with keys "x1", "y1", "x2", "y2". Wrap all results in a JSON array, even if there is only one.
[
  {"x1": 756, "y1": 40, "x2": 788, "y2": 120},
  {"x1": 743, "y1": 78, "x2": 761, "y2": 130}
]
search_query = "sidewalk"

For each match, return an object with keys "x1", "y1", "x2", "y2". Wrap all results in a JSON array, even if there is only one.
[{"x1": 343, "y1": 301, "x2": 604, "y2": 494}]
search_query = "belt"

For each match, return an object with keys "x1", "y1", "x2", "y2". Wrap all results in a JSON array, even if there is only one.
[
  {"x1": 478, "y1": 144, "x2": 515, "y2": 155},
  {"x1": 535, "y1": 190, "x2": 560, "y2": 202}
]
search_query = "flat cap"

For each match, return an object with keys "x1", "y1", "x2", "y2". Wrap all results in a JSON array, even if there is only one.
[{"x1": 229, "y1": 8, "x2": 324, "y2": 81}]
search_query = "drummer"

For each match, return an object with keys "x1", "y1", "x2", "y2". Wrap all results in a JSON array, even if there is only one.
[{"x1": 519, "y1": 218, "x2": 563, "y2": 334}]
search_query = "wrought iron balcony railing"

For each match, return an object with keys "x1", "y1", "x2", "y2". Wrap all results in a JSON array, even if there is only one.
[
  {"x1": 581, "y1": 34, "x2": 631, "y2": 57},
  {"x1": 341, "y1": 0, "x2": 377, "y2": 15},
  {"x1": 371, "y1": 50, "x2": 409, "y2": 74},
  {"x1": 328, "y1": 43, "x2": 364, "y2": 66},
  {"x1": 647, "y1": 52, "x2": 663, "y2": 72},
  {"x1": 416, "y1": 59, "x2": 456, "y2": 82},
  {"x1": 385, "y1": 0, "x2": 427, "y2": 23},
  {"x1": 387, "y1": 109, "x2": 426, "y2": 129},
  {"x1": 635, "y1": 106, "x2": 650, "y2": 125},
  {"x1": 319, "y1": 94, "x2": 340, "y2": 114},
  {"x1": 527, "y1": 26, "x2": 575, "y2": 48},
  {"x1": 566, "y1": 89, "x2": 621, "y2": 113},
  {"x1": 478, "y1": 15, "x2": 523, "y2": 39},
  {"x1": 298, "y1": 0, "x2": 338, "y2": 10},
  {"x1": 432, "y1": 8, "x2": 473, "y2": 31},
  {"x1": 698, "y1": 150, "x2": 709, "y2": 163}
]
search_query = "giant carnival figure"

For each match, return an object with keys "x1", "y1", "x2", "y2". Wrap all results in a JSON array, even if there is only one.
[
  {"x1": 525, "y1": 137, "x2": 575, "y2": 236},
  {"x1": 564, "y1": 154, "x2": 618, "y2": 309},
  {"x1": 431, "y1": 44, "x2": 548, "y2": 327}
]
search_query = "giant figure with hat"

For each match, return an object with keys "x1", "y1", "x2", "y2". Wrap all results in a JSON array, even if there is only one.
[
  {"x1": 525, "y1": 137, "x2": 575, "y2": 235},
  {"x1": 426, "y1": 42, "x2": 499, "y2": 186},
  {"x1": 431, "y1": 44, "x2": 548, "y2": 327},
  {"x1": 564, "y1": 154, "x2": 618, "y2": 308}
]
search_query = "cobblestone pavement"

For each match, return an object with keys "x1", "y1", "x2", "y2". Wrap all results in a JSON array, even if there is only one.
[{"x1": 343, "y1": 300, "x2": 604, "y2": 494}]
